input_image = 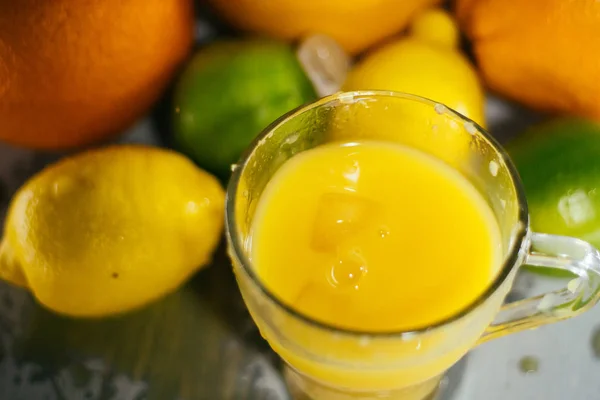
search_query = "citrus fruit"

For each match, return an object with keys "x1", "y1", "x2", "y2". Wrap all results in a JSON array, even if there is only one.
[
  {"x1": 207, "y1": 0, "x2": 440, "y2": 55},
  {"x1": 334, "y1": 9, "x2": 484, "y2": 168},
  {"x1": 410, "y1": 7, "x2": 460, "y2": 48},
  {"x1": 456, "y1": 0, "x2": 600, "y2": 120},
  {"x1": 507, "y1": 118, "x2": 600, "y2": 276},
  {"x1": 0, "y1": 146, "x2": 225, "y2": 317},
  {"x1": 0, "y1": 0, "x2": 193, "y2": 150},
  {"x1": 173, "y1": 39, "x2": 317, "y2": 178},
  {"x1": 343, "y1": 8, "x2": 485, "y2": 126}
]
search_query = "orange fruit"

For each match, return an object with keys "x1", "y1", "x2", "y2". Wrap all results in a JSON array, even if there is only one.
[
  {"x1": 0, "y1": 0, "x2": 194, "y2": 150},
  {"x1": 207, "y1": 0, "x2": 440, "y2": 54},
  {"x1": 456, "y1": 0, "x2": 600, "y2": 119}
]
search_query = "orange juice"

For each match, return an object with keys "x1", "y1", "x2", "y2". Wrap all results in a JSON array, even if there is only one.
[{"x1": 251, "y1": 140, "x2": 501, "y2": 332}]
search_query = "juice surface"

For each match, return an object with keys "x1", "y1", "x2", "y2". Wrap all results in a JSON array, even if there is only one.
[{"x1": 251, "y1": 141, "x2": 501, "y2": 332}]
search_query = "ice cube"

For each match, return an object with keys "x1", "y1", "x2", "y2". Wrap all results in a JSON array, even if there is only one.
[
  {"x1": 297, "y1": 34, "x2": 351, "y2": 97},
  {"x1": 311, "y1": 192, "x2": 379, "y2": 252}
]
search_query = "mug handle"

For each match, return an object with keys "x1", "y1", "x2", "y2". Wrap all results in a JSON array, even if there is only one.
[{"x1": 478, "y1": 232, "x2": 600, "y2": 344}]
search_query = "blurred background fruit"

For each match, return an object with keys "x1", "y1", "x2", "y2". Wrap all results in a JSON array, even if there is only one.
[
  {"x1": 332, "y1": 9, "x2": 484, "y2": 169},
  {"x1": 0, "y1": 0, "x2": 194, "y2": 150},
  {"x1": 0, "y1": 146, "x2": 224, "y2": 317},
  {"x1": 508, "y1": 118, "x2": 600, "y2": 276},
  {"x1": 173, "y1": 39, "x2": 316, "y2": 179},
  {"x1": 456, "y1": 0, "x2": 600, "y2": 120},
  {"x1": 206, "y1": 0, "x2": 440, "y2": 54},
  {"x1": 343, "y1": 8, "x2": 485, "y2": 127}
]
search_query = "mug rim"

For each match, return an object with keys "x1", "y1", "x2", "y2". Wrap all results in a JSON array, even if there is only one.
[{"x1": 225, "y1": 90, "x2": 530, "y2": 337}]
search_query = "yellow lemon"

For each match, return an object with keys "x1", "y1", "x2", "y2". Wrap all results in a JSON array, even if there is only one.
[
  {"x1": 409, "y1": 7, "x2": 460, "y2": 48},
  {"x1": 343, "y1": 8, "x2": 484, "y2": 126},
  {"x1": 0, "y1": 146, "x2": 224, "y2": 317},
  {"x1": 336, "y1": 8, "x2": 485, "y2": 167}
]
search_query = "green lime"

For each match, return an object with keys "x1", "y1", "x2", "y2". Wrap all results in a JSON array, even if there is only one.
[
  {"x1": 507, "y1": 118, "x2": 600, "y2": 276},
  {"x1": 173, "y1": 39, "x2": 317, "y2": 178}
]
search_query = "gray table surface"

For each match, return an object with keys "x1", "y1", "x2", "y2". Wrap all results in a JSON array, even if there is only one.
[{"x1": 0, "y1": 17, "x2": 599, "y2": 397}]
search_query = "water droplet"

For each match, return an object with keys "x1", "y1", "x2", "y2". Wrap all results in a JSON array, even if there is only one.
[
  {"x1": 284, "y1": 133, "x2": 300, "y2": 145},
  {"x1": 243, "y1": 190, "x2": 250, "y2": 198},
  {"x1": 537, "y1": 293, "x2": 557, "y2": 312},
  {"x1": 464, "y1": 121, "x2": 477, "y2": 135},
  {"x1": 230, "y1": 164, "x2": 238, "y2": 172},
  {"x1": 185, "y1": 200, "x2": 200, "y2": 214},
  {"x1": 434, "y1": 103, "x2": 447, "y2": 115},
  {"x1": 339, "y1": 93, "x2": 355, "y2": 104},
  {"x1": 378, "y1": 225, "x2": 390, "y2": 239},
  {"x1": 359, "y1": 336, "x2": 371, "y2": 347},
  {"x1": 515, "y1": 221, "x2": 526, "y2": 233},
  {"x1": 568, "y1": 278, "x2": 582, "y2": 294},
  {"x1": 357, "y1": 98, "x2": 371, "y2": 109},
  {"x1": 488, "y1": 160, "x2": 499, "y2": 177},
  {"x1": 518, "y1": 356, "x2": 539, "y2": 374},
  {"x1": 329, "y1": 251, "x2": 367, "y2": 289}
]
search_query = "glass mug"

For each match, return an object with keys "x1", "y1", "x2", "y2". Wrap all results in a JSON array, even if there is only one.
[{"x1": 225, "y1": 91, "x2": 600, "y2": 400}]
